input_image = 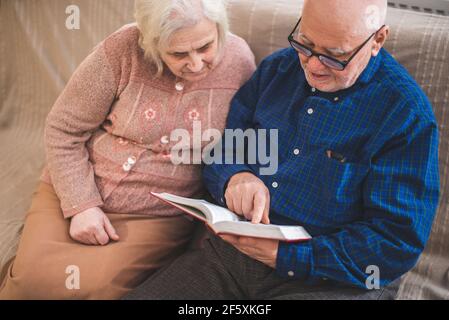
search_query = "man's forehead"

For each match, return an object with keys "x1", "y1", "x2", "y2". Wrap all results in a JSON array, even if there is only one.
[
  {"x1": 297, "y1": 18, "x2": 363, "y2": 56},
  {"x1": 297, "y1": 32, "x2": 348, "y2": 55}
]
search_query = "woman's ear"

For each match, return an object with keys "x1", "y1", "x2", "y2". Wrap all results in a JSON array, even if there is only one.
[{"x1": 371, "y1": 25, "x2": 389, "y2": 57}]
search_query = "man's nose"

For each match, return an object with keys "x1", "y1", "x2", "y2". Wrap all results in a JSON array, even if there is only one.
[
  {"x1": 187, "y1": 53, "x2": 204, "y2": 73},
  {"x1": 306, "y1": 55, "x2": 327, "y2": 71}
]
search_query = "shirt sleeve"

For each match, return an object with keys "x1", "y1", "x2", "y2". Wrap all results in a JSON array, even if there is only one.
[
  {"x1": 276, "y1": 102, "x2": 440, "y2": 288},
  {"x1": 44, "y1": 42, "x2": 119, "y2": 218},
  {"x1": 202, "y1": 60, "x2": 265, "y2": 206}
]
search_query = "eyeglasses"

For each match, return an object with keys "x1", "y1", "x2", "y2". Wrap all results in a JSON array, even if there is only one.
[{"x1": 288, "y1": 18, "x2": 385, "y2": 71}]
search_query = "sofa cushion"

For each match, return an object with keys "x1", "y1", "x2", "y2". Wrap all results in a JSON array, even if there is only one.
[{"x1": 1, "y1": 0, "x2": 448, "y2": 299}]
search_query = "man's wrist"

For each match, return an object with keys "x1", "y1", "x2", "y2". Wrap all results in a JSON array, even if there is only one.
[{"x1": 276, "y1": 241, "x2": 313, "y2": 280}]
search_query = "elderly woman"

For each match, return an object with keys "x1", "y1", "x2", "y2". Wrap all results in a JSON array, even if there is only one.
[{"x1": 0, "y1": 0, "x2": 255, "y2": 299}]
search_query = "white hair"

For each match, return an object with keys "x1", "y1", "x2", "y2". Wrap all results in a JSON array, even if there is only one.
[{"x1": 135, "y1": 0, "x2": 229, "y2": 76}]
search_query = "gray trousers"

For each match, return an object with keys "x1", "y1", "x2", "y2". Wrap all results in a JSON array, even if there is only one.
[{"x1": 123, "y1": 233, "x2": 400, "y2": 300}]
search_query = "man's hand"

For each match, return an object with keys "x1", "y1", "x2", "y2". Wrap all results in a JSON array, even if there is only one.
[
  {"x1": 69, "y1": 207, "x2": 120, "y2": 246},
  {"x1": 220, "y1": 235, "x2": 278, "y2": 269},
  {"x1": 225, "y1": 172, "x2": 270, "y2": 224}
]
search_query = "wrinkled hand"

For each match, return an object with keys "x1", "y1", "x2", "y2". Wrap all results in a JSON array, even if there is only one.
[
  {"x1": 225, "y1": 172, "x2": 270, "y2": 224},
  {"x1": 221, "y1": 235, "x2": 278, "y2": 269},
  {"x1": 69, "y1": 207, "x2": 119, "y2": 246}
]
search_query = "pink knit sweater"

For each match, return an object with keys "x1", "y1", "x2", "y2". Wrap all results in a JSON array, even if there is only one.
[{"x1": 40, "y1": 24, "x2": 256, "y2": 219}]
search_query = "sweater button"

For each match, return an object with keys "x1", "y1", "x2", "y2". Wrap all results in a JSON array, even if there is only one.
[
  {"x1": 175, "y1": 82, "x2": 184, "y2": 91},
  {"x1": 160, "y1": 135, "x2": 170, "y2": 144},
  {"x1": 127, "y1": 156, "x2": 137, "y2": 165},
  {"x1": 123, "y1": 162, "x2": 132, "y2": 172}
]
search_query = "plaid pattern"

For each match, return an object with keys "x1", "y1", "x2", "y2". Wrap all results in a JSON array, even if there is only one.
[{"x1": 203, "y1": 47, "x2": 440, "y2": 289}]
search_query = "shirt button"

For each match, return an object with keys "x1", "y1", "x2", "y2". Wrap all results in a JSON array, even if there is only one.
[
  {"x1": 175, "y1": 82, "x2": 184, "y2": 91},
  {"x1": 272, "y1": 182, "x2": 279, "y2": 189},
  {"x1": 307, "y1": 108, "x2": 314, "y2": 115},
  {"x1": 288, "y1": 271, "x2": 295, "y2": 277},
  {"x1": 311, "y1": 87, "x2": 316, "y2": 93},
  {"x1": 293, "y1": 149, "x2": 300, "y2": 156},
  {"x1": 334, "y1": 97, "x2": 339, "y2": 102},
  {"x1": 160, "y1": 135, "x2": 170, "y2": 144}
]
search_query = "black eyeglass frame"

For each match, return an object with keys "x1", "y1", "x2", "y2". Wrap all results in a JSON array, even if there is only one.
[{"x1": 288, "y1": 17, "x2": 385, "y2": 71}]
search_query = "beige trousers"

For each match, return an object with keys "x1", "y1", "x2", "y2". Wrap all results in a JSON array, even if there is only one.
[{"x1": 0, "y1": 182, "x2": 196, "y2": 300}]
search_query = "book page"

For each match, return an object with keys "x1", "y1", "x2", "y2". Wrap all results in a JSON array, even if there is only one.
[
  {"x1": 200, "y1": 202, "x2": 244, "y2": 224},
  {"x1": 153, "y1": 192, "x2": 244, "y2": 225},
  {"x1": 168, "y1": 202, "x2": 208, "y2": 220},
  {"x1": 213, "y1": 221, "x2": 311, "y2": 241},
  {"x1": 151, "y1": 192, "x2": 311, "y2": 241}
]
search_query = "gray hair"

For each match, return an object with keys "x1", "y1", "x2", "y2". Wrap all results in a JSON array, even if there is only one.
[{"x1": 135, "y1": 0, "x2": 229, "y2": 76}]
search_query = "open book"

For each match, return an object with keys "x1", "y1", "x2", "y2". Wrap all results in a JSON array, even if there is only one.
[{"x1": 150, "y1": 192, "x2": 312, "y2": 242}]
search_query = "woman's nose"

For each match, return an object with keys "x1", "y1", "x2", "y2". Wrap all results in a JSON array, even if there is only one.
[{"x1": 187, "y1": 53, "x2": 204, "y2": 73}]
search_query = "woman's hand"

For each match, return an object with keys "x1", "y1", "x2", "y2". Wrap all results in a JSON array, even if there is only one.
[
  {"x1": 69, "y1": 207, "x2": 120, "y2": 245},
  {"x1": 225, "y1": 172, "x2": 271, "y2": 224}
]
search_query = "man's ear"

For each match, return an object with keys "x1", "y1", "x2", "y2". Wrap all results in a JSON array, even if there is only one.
[{"x1": 371, "y1": 26, "x2": 389, "y2": 57}]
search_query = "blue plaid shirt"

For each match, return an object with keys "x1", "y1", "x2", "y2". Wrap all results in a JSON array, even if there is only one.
[{"x1": 202, "y1": 47, "x2": 440, "y2": 288}]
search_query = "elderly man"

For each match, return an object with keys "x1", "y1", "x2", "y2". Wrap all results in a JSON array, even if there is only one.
[{"x1": 124, "y1": 0, "x2": 440, "y2": 300}]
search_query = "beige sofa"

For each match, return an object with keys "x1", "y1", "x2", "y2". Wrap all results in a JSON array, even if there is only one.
[{"x1": 1, "y1": 0, "x2": 448, "y2": 299}]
